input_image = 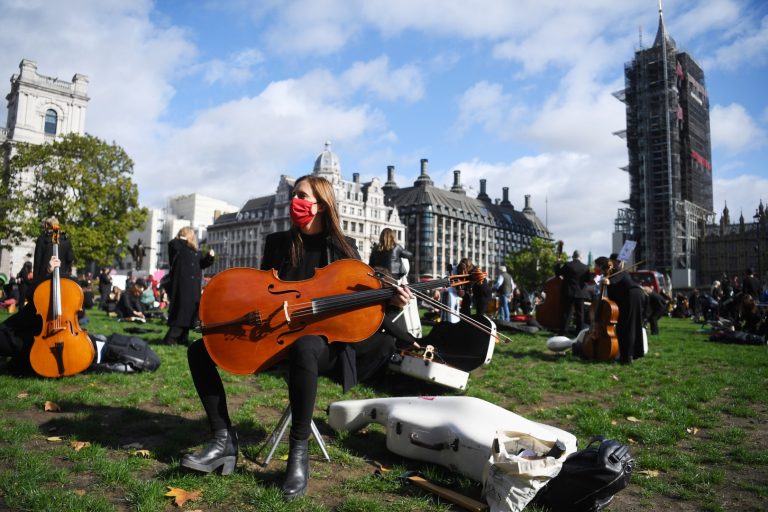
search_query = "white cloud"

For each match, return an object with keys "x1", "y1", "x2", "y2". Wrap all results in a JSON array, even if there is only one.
[
  {"x1": 711, "y1": 103, "x2": 768, "y2": 153},
  {"x1": 674, "y1": 0, "x2": 742, "y2": 41},
  {"x1": 442, "y1": 152, "x2": 628, "y2": 259},
  {"x1": 198, "y1": 48, "x2": 264, "y2": 85},
  {"x1": 704, "y1": 15, "x2": 768, "y2": 70},
  {"x1": 341, "y1": 56, "x2": 424, "y2": 102},
  {"x1": 713, "y1": 174, "x2": 768, "y2": 220},
  {"x1": 0, "y1": 0, "x2": 196, "y2": 159},
  {"x1": 139, "y1": 69, "x2": 390, "y2": 206},
  {"x1": 455, "y1": 81, "x2": 525, "y2": 140}
]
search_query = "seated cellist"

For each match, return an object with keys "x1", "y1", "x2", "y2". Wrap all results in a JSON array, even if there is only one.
[{"x1": 180, "y1": 175, "x2": 414, "y2": 500}]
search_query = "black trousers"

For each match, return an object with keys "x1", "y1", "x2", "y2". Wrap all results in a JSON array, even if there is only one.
[
  {"x1": 559, "y1": 295, "x2": 585, "y2": 334},
  {"x1": 187, "y1": 332, "x2": 394, "y2": 441},
  {"x1": 617, "y1": 289, "x2": 645, "y2": 363},
  {"x1": 164, "y1": 326, "x2": 190, "y2": 345},
  {"x1": 0, "y1": 303, "x2": 39, "y2": 373}
]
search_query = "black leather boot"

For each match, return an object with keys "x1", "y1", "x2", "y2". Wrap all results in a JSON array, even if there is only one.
[
  {"x1": 281, "y1": 437, "x2": 309, "y2": 500},
  {"x1": 181, "y1": 428, "x2": 238, "y2": 475}
]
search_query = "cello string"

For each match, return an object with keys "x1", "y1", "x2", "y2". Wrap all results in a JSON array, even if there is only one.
[
  {"x1": 374, "y1": 273, "x2": 511, "y2": 344},
  {"x1": 285, "y1": 276, "x2": 456, "y2": 318}
]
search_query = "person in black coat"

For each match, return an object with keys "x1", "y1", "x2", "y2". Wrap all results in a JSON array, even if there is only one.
[
  {"x1": 116, "y1": 280, "x2": 147, "y2": 322},
  {"x1": 596, "y1": 255, "x2": 645, "y2": 364},
  {"x1": 472, "y1": 274, "x2": 493, "y2": 317},
  {"x1": 643, "y1": 286, "x2": 667, "y2": 335},
  {"x1": 555, "y1": 250, "x2": 591, "y2": 335},
  {"x1": 16, "y1": 261, "x2": 33, "y2": 306},
  {"x1": 181, "y1": 175, "x2": 413, "y2": 501},
  {"x1": 741, "y1": 268, "x2": 762, "y2": 301},
  {"x1": 162, "y1": 227, "x2": 215, "y2": 345},
  {"x1": 98, "y1": 267, "x2": 113, "y2": 311},
  {"x1": 32, "y1": 217, "x2": 74, "y2": 299},
  {"x1": 368, "y1": 227, "x2": 413, "y2": 280}
]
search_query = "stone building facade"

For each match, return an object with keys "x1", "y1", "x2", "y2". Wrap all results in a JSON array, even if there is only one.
[
  {"x1": 384, "y1": 160, "x2": 551, "y2": 280},
  {"x1": 697, "y1": 202, "x2": 767, "y2": 286}
]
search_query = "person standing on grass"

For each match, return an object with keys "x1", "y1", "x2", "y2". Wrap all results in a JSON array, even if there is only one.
[
  {"x1": 180, "y1": 175, "x2": 413, "y2": 501},
  {"x1": 495, "y1": 265, "x2": 514, "y2": 322},
  {"x1": 555, "y1": 250, "x2": 591, "y2": 336},
  {"x1": 162, "y1": 227, "x2": 214, "y2": 345},
  {"x1": 595, "y1": 255, "x2": 645, "y2": 364}
]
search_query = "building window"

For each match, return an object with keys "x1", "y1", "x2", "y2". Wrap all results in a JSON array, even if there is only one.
[{"x1": 44, "y1": 109, "x2": 57, "y2": 135}]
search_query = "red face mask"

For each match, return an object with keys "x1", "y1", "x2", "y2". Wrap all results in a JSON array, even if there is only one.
[{"x1": 290, "y1": 197, "x2": 317, "y2": 228}]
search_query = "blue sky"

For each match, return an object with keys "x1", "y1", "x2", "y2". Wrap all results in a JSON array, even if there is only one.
[{"x1": 1, "y1": 0, "x2": 767, "y2": 260}]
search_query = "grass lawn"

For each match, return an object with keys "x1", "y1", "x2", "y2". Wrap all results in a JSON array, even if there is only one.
[{"x1": 0, "y1": 307, "x2": 766, "y2": 511}]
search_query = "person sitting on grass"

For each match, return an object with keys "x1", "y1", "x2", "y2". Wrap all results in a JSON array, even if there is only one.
[{"x1": 116, "y1": 280, "x2": 147, "y2": 323}]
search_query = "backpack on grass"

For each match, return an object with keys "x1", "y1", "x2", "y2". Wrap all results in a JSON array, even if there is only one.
[
  {"x1": 90, "y1": 333, "x2": 161, "y2": 373},
  {"x1": 531, "y1": 436, "x2": 634, "y2": 512}
]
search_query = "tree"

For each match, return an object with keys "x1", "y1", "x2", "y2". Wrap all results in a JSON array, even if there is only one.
[
  {"x1": 1, "y1": 133, "x2": 147, "y2": 266},
  {"x1": 506, "y1": 237, "x2": 566, "y2": 292}
]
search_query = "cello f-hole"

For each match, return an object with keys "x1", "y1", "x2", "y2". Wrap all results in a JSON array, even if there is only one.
[{"x1": 268, "y1": 283, "x2": 301, "y2": 297}]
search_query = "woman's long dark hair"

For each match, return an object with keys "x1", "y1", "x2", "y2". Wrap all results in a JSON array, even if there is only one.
[{"x1": 289, "y1": 175, "x2": 357, "y2": 267}]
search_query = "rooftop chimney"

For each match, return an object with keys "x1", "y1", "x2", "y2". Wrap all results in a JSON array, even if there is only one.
[
  {"x1": 477, "y1": 179, "x2": 491, "y2": 202},
  {"x1": 353, "y1": 172, "x2": 360, "y2": 183},
  {"x1": 450, "y1": 170, "x2": 466, "y2": 195},
  {"x1": 523, "y1": 194, "x2": 534, "y2": 214},
  {"x1": 414, "y1": 158, "x2": 434, "y2": 187},
  {"x1": 383, "y1": 165, "x2": 399, "y2": 191},
  {"x1": 500, "y1": 187, "x2": 512, "y2": 207}
]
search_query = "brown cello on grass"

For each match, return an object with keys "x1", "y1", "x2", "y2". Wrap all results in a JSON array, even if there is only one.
[
  {"x1": 30, "y1": 226, "x2": 95, "y2": 377},
  {"x1": 199, "y1": 259, "x2": 486, "y2": 375},
  {"x1": 535, "y1": 240, "x2": 565, "y2": 331},
  {"x1": 581, "y1": 261, "x2": 620, "y2": 361}
]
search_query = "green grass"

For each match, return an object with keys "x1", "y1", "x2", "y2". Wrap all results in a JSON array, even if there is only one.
[{"x1": 0, "y1": 307, "x2": 766, "y2": 511}]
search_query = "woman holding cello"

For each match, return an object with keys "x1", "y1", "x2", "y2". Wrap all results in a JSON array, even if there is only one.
[
  {"x1": 181, "y1": 175, "x2": 413, "y2": 500},
  {"x1": 594, "y1": 254, "x2": 645, "y2": 365}
]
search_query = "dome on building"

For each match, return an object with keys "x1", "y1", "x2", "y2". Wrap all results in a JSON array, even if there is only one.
[{"x1": 313, "y1": 141, "x2": 341, "y2": 180}]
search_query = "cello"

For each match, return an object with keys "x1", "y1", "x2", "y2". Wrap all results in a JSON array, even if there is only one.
[
  {"x1": 535, "y1": 240, "x2": 565, "y2": 331},
  {"x1": 199, "y1": 259, "x2": 486, "y2": 375},
  {"x1": 581, "y1": 261, "x2": 620, "y2": 361},
  {"x1": 30, "y1": 226, "x2": 95, "y2": 377}
]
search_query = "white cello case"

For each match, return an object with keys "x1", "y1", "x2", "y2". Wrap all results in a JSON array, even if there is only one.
[
  {"x1": 328, "y1": 396, "x2": 577, "y2": 482},
  {"x1": 388, "y1": 315, "x2": 496, "y2": 390}
]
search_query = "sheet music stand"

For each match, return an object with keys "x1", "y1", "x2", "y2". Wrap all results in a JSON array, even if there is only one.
[{"x1": 262, "y1": 405, "x2": 331, "y2": 465}]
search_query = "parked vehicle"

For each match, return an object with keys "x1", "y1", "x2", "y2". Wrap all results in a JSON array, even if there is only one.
[{"x1": 630, "y1": 270, "x2": 667, "y2": 294}]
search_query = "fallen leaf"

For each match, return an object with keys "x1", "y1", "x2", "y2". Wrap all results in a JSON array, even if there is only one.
[
  {"x1": 637, "y1": 469, "x2": 660, "y2": 477},
  {"x1": 165, "y1": 487, "x2": 203, "y2": 507},
  {"x1": 686, "y1": 427, "x2": 699, "y2": 435},
  {"x1": 133, "y1": 449, "x2": 152, "y2": 458},
  {"x1": 611, "y1": 420, "x2": 618, "y2": 425},
  {"x1": 47, "y1": 436, "x2": 63, "y2": 442},
  {"x1": 74, "y1": 489, "x2": 86, "y2": 496},
  {"x1": 16, "y1": 392, "x2": 28, "y2": 399},
  {"x1": 611, "y1": 374, "x2": 619, "y2": 381},
  {"x1": 70, "y1": 441, "x2": 91, "y2": 452},
  {"x1": 626, "y1": 416, "x2": 641, "y2": 422},
  {"x1": 627, "y1": 437, "x2": 637, "y2": 444},
  {"x1": 44, "y1": 401, "x2": 61, "y2": 412}
]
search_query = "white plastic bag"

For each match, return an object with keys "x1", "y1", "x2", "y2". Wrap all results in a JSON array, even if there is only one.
[{"x1": 482, "y1": 431, "x2": 567, "y2": 512}]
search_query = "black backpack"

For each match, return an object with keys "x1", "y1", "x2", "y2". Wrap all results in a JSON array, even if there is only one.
[
  {"x1": 90, "y1": 333, "x2": 161, "y2": 373},
  {"x1": 531, "y1": 436, "x2": 634, "y2": 512}
]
